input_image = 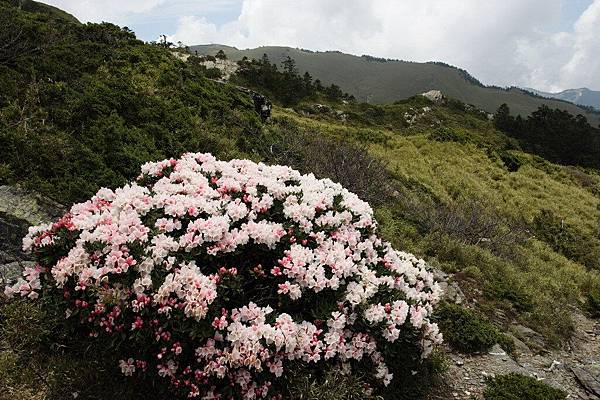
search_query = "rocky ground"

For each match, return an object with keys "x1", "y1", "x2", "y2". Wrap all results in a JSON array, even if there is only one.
[{"x1": 431, "y1": 271, "x2": 600, "y2": 400}]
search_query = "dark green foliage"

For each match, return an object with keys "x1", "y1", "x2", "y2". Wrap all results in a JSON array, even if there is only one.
[
  {"x1": 215, "y1": 49, "x2": 227, "y2": 60},
  {"x1": 497, "y1": 150, "x2": 522, "y2": 172},
  {"x1": 0, "y1": 2, "x2": 259, "y2": 203},
  {"x1": 587, "y1": 289, "x2": 600, "y2": 318},
  {"x1": 434, "y1": 302, "x2": 512, "y2": 353},
  {"x1": 286, "y1": 365, "x2": 376, "y2": 400},
  {"x1": 533, "y1": 210, "x2": 600, "y2": 270},
  {"x1": 493, "y1": 103, "x2": 513, "y2": 132},
  {"x1": 377, "y1": 339, "x2": 447, "y2": 400},
  {"x1": 484, "y1": 280, "x2": 534, "y2": 313},
  {"x1": 429, "y1": 127, "x2": 469, "y2": 144},
  {"x1": 0, "y1": 299, "x2": 168, "y2": 400},
  {"x1": 234, "y1": 54, "x2": 354, "y2": 106},
  {"x1": 494, "y1": 103, "x2": 600, "y2": 169},
  {"x1": 483, "y1": 373, "x2": 566, "y2": 400},
  {"x1": 5, "y1": 0, "x2": 79, "y2": 22}
]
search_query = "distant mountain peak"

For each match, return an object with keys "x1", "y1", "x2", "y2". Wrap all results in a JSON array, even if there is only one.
[{"x1": 525, "y1": 87, "x2": 600, "y2": 111}]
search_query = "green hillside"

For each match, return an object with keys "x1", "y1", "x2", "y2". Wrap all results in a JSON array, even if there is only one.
[
  {"x1": 1, "y1": 2, "x2": 600, "y2": 399},
  {"x1": 191, "y1": 44, "x2": 600, "y2": 126},
  {"x1": 7, "y1": 0, "x2": 79, "y2": 22}
]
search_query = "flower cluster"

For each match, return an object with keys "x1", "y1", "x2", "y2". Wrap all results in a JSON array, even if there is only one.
[{"x1": 5, "y1": 153, "x2": 442, "y2": 398}]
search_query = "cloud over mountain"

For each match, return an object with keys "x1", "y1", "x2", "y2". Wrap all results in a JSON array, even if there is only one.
[
  {"x1": 168, "y1": 0, "x2": 600, "y2": 92},
  {"x1": 44, "y1": 0, "x2": 600, "y2": 91}
]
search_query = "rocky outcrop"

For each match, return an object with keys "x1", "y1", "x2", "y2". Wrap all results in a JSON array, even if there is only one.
[
  {"x1": 404, "y1": 106, "x2": 439, "y2": 126},
  {"x1": 432, "y1": 268, "x2": 466, "y2": 304},
  {"x1": 233, "y1": 86, "x2": 272, "y2": 121},
  {"x1": 198, "y1": 58, "x2": 239, "y2": 81},
  {"x1": 421, "y1": 90, "x2": 445, "y2": 103},
  {"x1": 298, "y1": 104, "x2": 348, "y2": 122},
  {"x1": 0, "y1": 185, "x2": 65, "y2": 283},
  {"x1": 251, "y1": 92, "x2": 272, "y2": 121},
  {"x1": 438, "y1": 310, "x2": 600, "y2": 399}
]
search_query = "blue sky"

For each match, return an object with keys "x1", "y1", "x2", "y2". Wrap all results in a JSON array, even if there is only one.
[
  {"x1": 560, "y1": 0, "x2": 593, "y2": 29},
  {"x1": 44, "y1": 0, "x2": 600, "y2": 91}
]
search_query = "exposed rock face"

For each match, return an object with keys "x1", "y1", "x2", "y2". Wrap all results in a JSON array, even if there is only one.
[
  {"x1": 436, "y1": 310, "x2": 600, "y2": 399},
  {"x1": 299, "y1": 104, "x2": 348, "y2": 122},
  {"x1": 421, "y1": 89, "x2": 445, "y2": 103},
  {"x1": 0, "y1": 185, "x2": 65, "y2": 283},
  {"x1": 431, "y1": 268, "x2": 466, "y2": 304},
  {"x1": 198, "y1": 58, "x2": 239, "y2": 81},
  {"x1": 572, "y1": 366, "x2": 600, "y2": 398},
  {"x1": 512, "y1": 323, "x2": 547, "y2": 350},
  {"x1": 171, "y1": 51, "x2": 190, "y2": 62}
]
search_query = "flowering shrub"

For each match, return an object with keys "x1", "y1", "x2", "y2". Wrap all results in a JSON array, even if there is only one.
[{"x1": 5, "y1": 153, "x2": 442, "y2": 399}]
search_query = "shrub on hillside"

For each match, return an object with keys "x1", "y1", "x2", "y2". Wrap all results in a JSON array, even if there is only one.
[
  {"x1": 429, "y1": 127, "x2": 468, "y2": 144},
  {"x1": 497, "y1": 151, "x2": 522, "y2": 172},
  {"x1": 4, "y1": 153, "x2": 442, "y2": 399},
  {"x1": 264, "y1": 129, "x2": 394, "y2": 206},
  {"x1": 434, "y1": 302, "x2": 512, "y2": 353},
  {"x1": 533, "y1": 209, "x2": 600, "y2": 270},
  {"x1": 483, "y1": 373, "x2": 566, "y2": 400},
  {"x1": 399, "y1": 194, "x2": 529, "y2": 258},
  {"x1": 588, "y1": 289, "x2": 600, "y2": 318}
]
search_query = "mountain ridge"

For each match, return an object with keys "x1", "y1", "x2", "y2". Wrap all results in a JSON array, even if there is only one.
[
  {"x1": 525, "y1": 87, "x2": 600, "y2": 111},
  {"x1": 190, "y1": 44, "x2": 600, "y2": 126}
]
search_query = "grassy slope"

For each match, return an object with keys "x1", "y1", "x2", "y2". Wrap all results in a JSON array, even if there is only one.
[{"x1": 191, "y1": 44, "x2": 600, "y2": 126}]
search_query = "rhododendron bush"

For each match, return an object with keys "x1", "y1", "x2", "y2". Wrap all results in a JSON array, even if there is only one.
[{"x1": 5, "y1": 153, "x2": 442, "y2": 399}]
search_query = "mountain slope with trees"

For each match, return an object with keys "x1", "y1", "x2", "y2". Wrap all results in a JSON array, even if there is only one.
[{"x1": 191, "y1": 44, "x2": 600, "y2": 126}]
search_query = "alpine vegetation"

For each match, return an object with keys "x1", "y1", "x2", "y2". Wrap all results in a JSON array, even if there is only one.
[{"x1": 5, "y1": 153, "x2": 442, "y2": 399}]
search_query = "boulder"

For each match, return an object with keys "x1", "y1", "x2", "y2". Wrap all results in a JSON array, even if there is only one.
[
  {"x1": 0, "y1": 185, "x2": 65, "y2": 280},
  {"x1": 571, "y1": 366, "x2": 600, "y2": 398},
  {"x1": 512, "y1": 324, "x2": 546, "y2": 350},
  {"x1": 421, "y1": 90, "x2": 445, "y2": 103},
  {"x1": 431, "y1": 267, "x2": 466, "y2": 304}
]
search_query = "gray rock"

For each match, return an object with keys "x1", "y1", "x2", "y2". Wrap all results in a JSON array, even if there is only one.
[
  {"x1": 512, "y1": 324, "x2": 546, "y2": 350},
  {"x1": 421, "y1": 90, "x2": 445, "y2": 103},
  {"x1": 488, "y1": 344, "x2": 507, "y2": 356},
  {"x1": 504, "y1": 332, "x2": 531, "y2": 355},
  {"x1": 432, "y1": 267, "x2": 449, "y2": 282},
  {"x1": 0, "y1": 260, "x2": 36, "y2": 285},
  {"x1": 430, "y1": 267, "x2": 466, "y2": 304},
  {"x1": 445, "y1": 281, "x2": 466, "y2": 304},
  {"x1": 571, "y1": 366, "x2": 600, "y2": 398},
  {"x1": 0, "y1": 185, "x2": 65, "y2": 225},
  {"x1": 0, "y1": 185, "x2": 65, "y2": 280}
]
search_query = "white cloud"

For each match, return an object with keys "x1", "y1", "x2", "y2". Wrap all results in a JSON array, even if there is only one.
[
  {"x1": 42, "y1": 0, "x2": 600, "y2": 91},
  {"x1": 44, "y1": 0, "x2": 167, "y2": 23},
  {"x1": 560, "y1": 0, "x2": 600, "y2": 89},
  {"x1": 168, "y1": 0, "x2": 600, "y2": 91},
  {"x1": 514, "y1": 0, "x2": 600, "y2": 91}
]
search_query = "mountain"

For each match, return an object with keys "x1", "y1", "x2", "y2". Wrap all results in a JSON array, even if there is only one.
[
  {"x1": 6, "y1": 0, "x2": 79, "y2": 22},
  {"x1": 525, "y1": 87, "x2": 600, "y2": 111},
  {"x1": 190, "y1": 44, "x2": 600, "y2": 126}
]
